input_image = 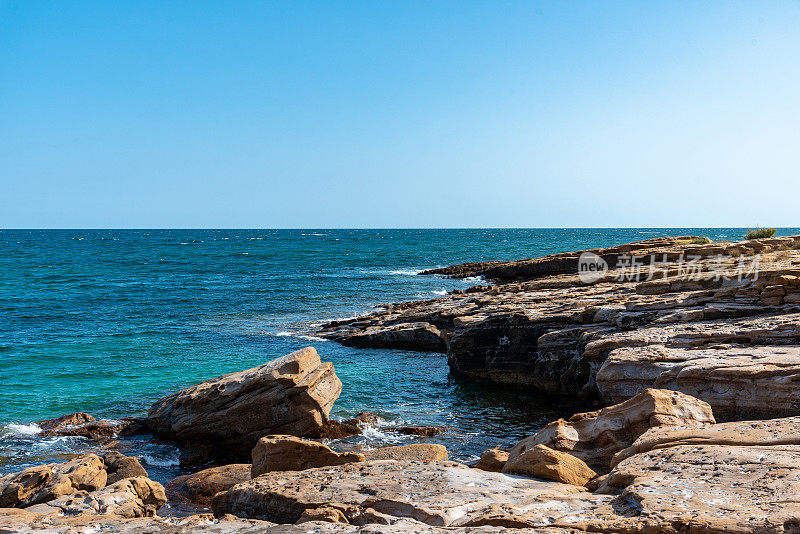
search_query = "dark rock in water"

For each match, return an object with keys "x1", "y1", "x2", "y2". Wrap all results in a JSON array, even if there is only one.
[
  {"x1": 146, "y1": 347, "x2": 342, "y2": 463},
  {"x1": 103, "y1": 451, "x2": 148, "y2": 484},
  {"x1": 303, "y1": 420, "x2": 361, "y2": 440},
  {"x1": 343, "y1": 411, "x2": 385, "y2": 428},
  {"x1": 37, "y1": 413, "x2": 144, "y2": 442},
  {"x1": 165, "y1": 464, "x2": 251, "y2": 508},
  {"x1": 389, "y1": 425, "x2": 445, "y2": 437}
]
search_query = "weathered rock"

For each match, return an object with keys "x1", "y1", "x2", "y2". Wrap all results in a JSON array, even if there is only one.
[
  {"x1": 506, "y1": 389, "x2": 715, "y2": 471},
  {"x1": 25, "y1": 476, "x2": 166, "y2": 518},
  {"x1": 597, "y1": 344, "x2": 800, "y2": 420},
  {"x1": 295, "y1": 506, "x2": 349, "y2": 524},
  {"x1": 610, "y1": 415, "x2": 800, "y2": 467},
  {"x1": 103, "y1": 451, "x2": 148, "y2": 484},
  {"x1": 165, "y1": 464, "x2": 251, "y2": 508},
  {"x1": 474, "y1": 447, "x2": 508, "y2": 472},
  {"x1": 37, "y1": 412, "x2": 123, "y2": 441},
  {"x1": 389, "y1": 425, "x2": 445, "y2": 437},
  {"x1": 318, "y1": 235, "x2": 800, "y2": 416},
  {"x1": 212, "y1": 460, "x2": 615, "y2": 527},
  {"x1": 147, "y1": 347, "x2": 342, "y2": 461},
  {"x1": 343, "y1": 411, "x2": 385, "y2": 428},
  {"x1": 251, "y1": 435, "x2": 364, "y2": 477},
  {"x1": 502, "y1": 444, "x2": 597, "y2": 486},
  {"x1": 329, "y1": 322, "x2": 446, "y2": 352},
  {"x1": 304, "y1": 420, "x2": 361, "y2": 440},
  {"x1": 598, "y1": 444, "x2": 800, "y2": 531},
  {"x1": 360, "y1": 443, "x2": 448, "y2": 463},
  {"x1": 0, "y1": 454, "x2": 107, "y2": 508}
]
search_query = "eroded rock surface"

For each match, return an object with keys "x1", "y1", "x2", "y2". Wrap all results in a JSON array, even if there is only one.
[
  {"x1": 319, "y1": 235, "x2": 800, "y2": 419},
  {"x1": 147, "y1": 347, "x2": 342, "y2": 461},
  {"x1": 165, "y1": 464, "x2": 252, "y2": 507},
  {"x1": 251, "y1": 435, "x2": 364, "y2": 477},
  {"x1": 502, "y1": 444, "x2": 596, "y2": 486},
  {"x1": 506, "y1": 388, "x2": 714, "y2": 472}
]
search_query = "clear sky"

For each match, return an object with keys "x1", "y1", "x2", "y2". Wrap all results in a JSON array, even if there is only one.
[{"x1": 1, "y1": 1, "x2": 799, "y2": 228}]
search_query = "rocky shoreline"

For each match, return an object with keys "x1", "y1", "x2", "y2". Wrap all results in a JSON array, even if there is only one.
[{"x1": 4, "y1": 235, "x2": 800, "y2": 532}]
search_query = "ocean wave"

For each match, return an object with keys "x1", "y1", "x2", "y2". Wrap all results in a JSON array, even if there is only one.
[
  {"x1": 431, "y1": 290, "x2": 448, "y2": 296},
  {"x1": 5, "y1": 423, "x2": 41, "y2": 437},
  {"x1": 388, "y1": 269, "x2": 423, "y2": 276},
  {"x1": 140, "y1": 453, "x2": 180, "y2": 467},
  {"x1": 301, "y1": 233, "x2": 328, "y2": 236},
  {"x1": 273, "y1": 331, "x2": 328, "y2": 342}
]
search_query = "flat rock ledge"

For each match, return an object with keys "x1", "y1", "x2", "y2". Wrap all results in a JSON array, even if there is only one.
[
  {"x1": 146, "y1": 347, "x2": 342, "y2": 462},
  {"x1": 318, "y1": 235, "x2": 800, "y2": 420}
]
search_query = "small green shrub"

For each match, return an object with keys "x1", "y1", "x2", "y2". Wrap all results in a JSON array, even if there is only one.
[{"x1": 745, "y1": 227, "x2": 777, "y2": 240}]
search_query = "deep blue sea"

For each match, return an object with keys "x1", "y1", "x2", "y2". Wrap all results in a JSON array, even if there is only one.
[{"x1": 1, "y1": 228, "x2": 795, "y2": 482}]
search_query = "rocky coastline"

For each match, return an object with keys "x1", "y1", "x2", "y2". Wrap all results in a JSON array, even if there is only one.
[{"x1": 5, "y1": 235, "x2": 800, "y2": 532}]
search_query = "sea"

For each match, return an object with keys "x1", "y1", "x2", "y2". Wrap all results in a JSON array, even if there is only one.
[{"x1": 1, "y1": 228, "x2": 795, "y2": 484}]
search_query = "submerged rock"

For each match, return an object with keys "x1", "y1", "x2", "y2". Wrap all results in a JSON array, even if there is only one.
[
  {"x1": 147, "y1": 347, "x2": 342, "y2": 462},
  {"x1": 250, "y1": 435, "x2": 364, "y2": 477},
  {"x1": 506, "y1": 388, "x2": 715, "y2": 472}
]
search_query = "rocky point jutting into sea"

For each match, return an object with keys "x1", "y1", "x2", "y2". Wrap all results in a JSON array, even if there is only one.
[{"x1": 4, "y1": 234, "x2": 800, "y2": 533}]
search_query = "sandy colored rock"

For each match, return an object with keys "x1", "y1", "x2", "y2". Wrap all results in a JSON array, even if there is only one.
[
  {"x1": 474, "y1": 447, "x2": 508, "y2": 472},
  {"x1": 360, "y1": 443, "x2": 448, "y2": 462},
  {"x1": 296, "y1": 506, "x2": 349, "y2": 524},
  {"x1": 597, "y1": 344, "x2": 800, "y2": 420},
  {"x1": 251, "y1": 435, "x2": 365, "y2": 477},
  {"x1": 506, "y1": 389, "x2": 715, "y2": 471},
  {"x1": 165, "y1": 464, "x2": 251, "y2": 507},
  {"x1": 147, "y1": 347, "x2": 342, "y2": 461},
  {"x1": 212, "y1": 460, "x2": 615, "y2": 527},
  {"x1": 502, "y1": 444, "x2": 597, "y2": 486},
  {"x1": 610, "y1": 415, "x2": 800, "y2": 467},
  {"x1": 24, "y1": 476, "x2": 166, "y2": 518},
  {"x1": 0, "y1": 454, "x2": 108, "y2": 508},
  {"x1": 103, "y1": 451, "x2": 148, "y2": 484}
]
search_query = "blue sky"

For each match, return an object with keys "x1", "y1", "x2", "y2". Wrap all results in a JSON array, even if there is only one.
[{"x1": 1, "y1": 1, "x2": 799, "y2": 228}]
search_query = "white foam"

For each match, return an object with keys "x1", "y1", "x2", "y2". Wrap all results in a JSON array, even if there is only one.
[
  {"x1": 140, "y1": 454, "x2": 180, "y2": 467},
  {"x1": 273, "y1": 331, "x2": 327, "y2": 342},
  {"x1": 431, "y1": 290, "x2": 448, "y2": 296},
  {"x1": 6, "y1": 423, "x2": 41, "y2": 437},
  {"x1": 388, "y1": 269, "x2": 423, "y2": 276}
]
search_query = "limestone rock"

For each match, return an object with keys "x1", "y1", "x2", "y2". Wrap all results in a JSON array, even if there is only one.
[
  {"x1": 597, "y1": 344, "x2": 800, "y2": 420},
  {"x1": 25, "y1": 476, "x2": 166, "y2": 518},
  {"x1": 165, "y1": 464, "x2": 251, "y2": 507},
  {"x1": 502, "y1": 444, "x2": 597, "y2": 486},
  {"x1": 103, "y1": 451, "x2": 148, "y2": 484},
  {"x1": 251, "y1": 435, "x2": 364, "y2": 477},
  {"x1": 147, "y1": 347, "x2": 342, "y2": 461},
  {"x1": 506, "y1": 389, "x2": 715, "y2": 472},
  {"x1": 212, "y1": 460, "x2": 614, "y2": 527},
  {"x1": 295, "y1": 506, "x2": 349, "y2": 524},
  {"x1": 360, "y1": 443, "x2": 448, "y2": 462},
  {"x1": 0, "y1": 454, "x2": 107, "y2": 508},
  {"x1": 474, "y1": 448, "x2": 508, "y2": 472},
  {"x1": 610, "y1": 415, "x2": 800, "y2": 467}
]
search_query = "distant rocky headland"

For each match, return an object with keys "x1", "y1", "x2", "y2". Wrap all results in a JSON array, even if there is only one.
[{"x1": 4, "y1": 234, "x2": 800, "y2": 532}]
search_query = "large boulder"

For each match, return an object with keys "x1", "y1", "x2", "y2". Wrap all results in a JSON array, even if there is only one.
[
  {"x1": 473, "y1": 447, "x2": 508, "y2": 472},
  {"x1": 24, "y1": 477, "x2": 166, "y2": 518},
  {"x1": 251, "y1": 436, "x2": 364, "y2": 477},
  {"x1": 103, "y1": 451, "x2": 148, "y2": 484},
  {"x1": 502, "y1": 444, "x2": 597, "y2": 486},
  {"x1": 147, "y1": 347, "x2": 342, "y2": 461},
  {"x1": 506, "y1": 389, "x2": 715, "y2": 472},
  {"x1": 0, "y1": 454, "x2": 107, "y2": 508},
  {"x1": 165, "y1": 464, "x2": 251, "y2": 507}
]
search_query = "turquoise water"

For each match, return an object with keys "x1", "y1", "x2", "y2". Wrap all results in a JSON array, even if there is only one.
[{"x1": 1, "y1": 228, "x2": 794, "y2": 480}]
